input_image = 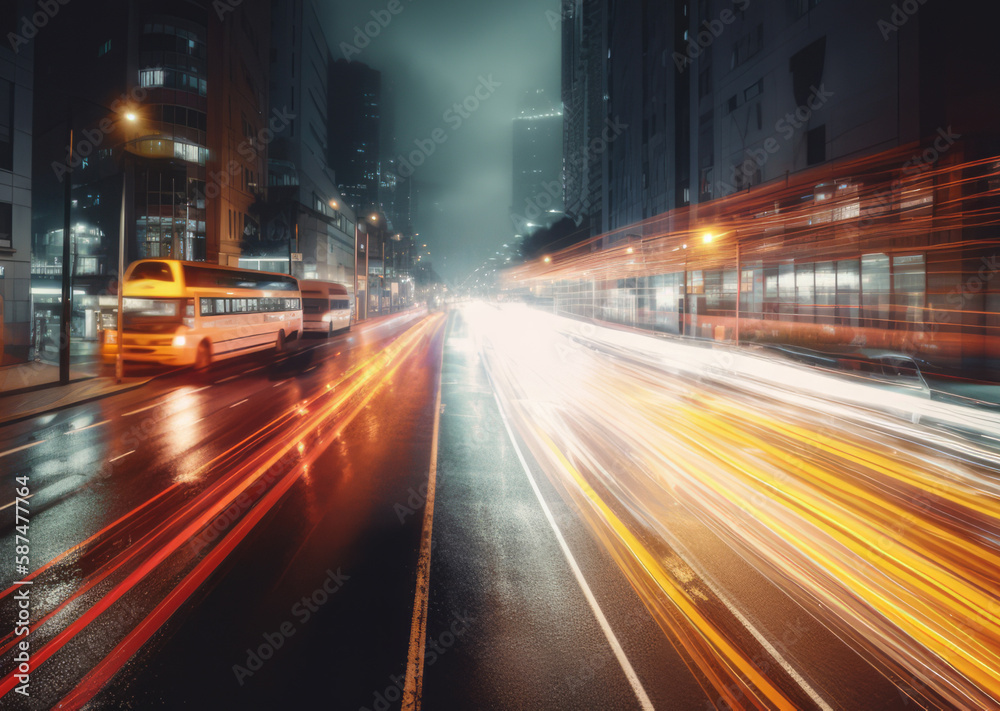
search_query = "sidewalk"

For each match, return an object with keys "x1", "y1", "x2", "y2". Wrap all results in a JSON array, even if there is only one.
[{"x1": 0, "y1": 359, "x2": 150, "y2": 427}]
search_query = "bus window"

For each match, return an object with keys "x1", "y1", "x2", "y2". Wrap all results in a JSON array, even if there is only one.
[{"x1": 128, "y1": 261, "x2": 175, "y2": 282}]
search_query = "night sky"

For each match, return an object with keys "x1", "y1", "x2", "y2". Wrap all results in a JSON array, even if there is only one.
[{"x1": 324, "y1": 0, "x2": 561, "y2": 283}]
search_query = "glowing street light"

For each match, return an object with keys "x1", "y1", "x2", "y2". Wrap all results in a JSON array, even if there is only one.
[
  {"x1": 544, "y1": 256, "x2": 552, "y2": 264},
  {"x1": 703, "y1": 232, "x2": 715, "y2": 245}
]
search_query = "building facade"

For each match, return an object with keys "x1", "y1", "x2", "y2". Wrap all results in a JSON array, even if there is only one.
[
  {"x1": 561, "y1": 0, "x2": 607, "y2": 237},
  {"x1": 328, "y1": 59, "x2": 381, "y2": 216},
  {"x1": 260, "y1": 0, "x2": 355, "y2": 289},
  {"x1": 511, "y1": 89, "x2": 564, "y2": 241},
  {"x1": 206, "y1": 0, "x2": 271, "y2": 267},
  {"x1": 536, "y1": 0, "x2": 1000, "y2": 379},
  {"x1": 0, "y1": 0, "x2": 33, "y2": 364},
  {"x1": 32, "y1": 0, "x2": 214, "y2": 341}
]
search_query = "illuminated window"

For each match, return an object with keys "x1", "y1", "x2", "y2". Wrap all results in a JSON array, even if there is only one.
[{"x1": 140, "y1": 69, "x2": 164, "y2": 88}]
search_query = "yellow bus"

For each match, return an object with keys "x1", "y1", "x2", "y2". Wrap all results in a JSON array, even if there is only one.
[
  {"x1": 298, "y1": 279, "x2": 353, "y2": 336},
  {"x1": 103, "y1": 260, "x2": 302, "y2": 369}
]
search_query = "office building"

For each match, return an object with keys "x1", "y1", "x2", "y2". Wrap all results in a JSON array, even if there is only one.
[{"x1": 0, "y1": 0, "x2": 33, "y2": 363}]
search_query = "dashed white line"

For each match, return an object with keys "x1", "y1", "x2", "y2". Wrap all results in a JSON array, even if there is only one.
[
  {"x1": 217, "y1": 375, "x2": 240, "y2": 384},
  {"x1": 273, "y1": 381, "x2": 289, "y2": 388},
  {"x1": 67, "y1": 420, "x2": 111, "y2": 434},
  {"x1": 109, "y1": 450, "x2": 135, "y2": 463},
  {"x1": 230, "y1": 399, "x2": 249, "y2": 409},
  {"x1": 122, "y1": 403, "x2": 160, "y2": 417},
  {"x1": 0, "y1": 440, "x2": 46, "y2": 459}
]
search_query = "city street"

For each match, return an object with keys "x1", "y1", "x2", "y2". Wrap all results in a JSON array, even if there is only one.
[{"x1": 3, "y1": 305, "x2": 998, "y2": 708}]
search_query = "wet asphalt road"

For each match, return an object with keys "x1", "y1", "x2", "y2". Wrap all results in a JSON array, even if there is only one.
[{"x1": 0, "y1": 306, "x2": 961, "y2": 709}]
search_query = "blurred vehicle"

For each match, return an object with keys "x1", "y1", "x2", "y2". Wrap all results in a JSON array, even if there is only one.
[
  {"x1": 102, "y1": 260, "x2": 302, "y2": 370},
  {"x1": 298, "y1": 279, "x2": 352, "y2": 336},
  {"x1": 838, "y1": 350, "x2": 932, "y2": 398}
]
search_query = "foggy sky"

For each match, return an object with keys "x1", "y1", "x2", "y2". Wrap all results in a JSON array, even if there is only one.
[{"x1": 323, "y1": 0, "x2": 561, "y2": 283}]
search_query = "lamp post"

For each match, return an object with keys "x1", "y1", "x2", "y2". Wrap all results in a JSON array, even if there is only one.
[
  {"x1": 59, "y1": 105, "x2": 75, "y2": 385},
  {"x1": 702, "y1": 230, "x2": 741, "y2": 345},
  {"x1": 60, "y1": 101, "x2": 138, "y2": 385},
  {"x1": 354, "y1": 218, "x2": 370, "y2": 322},
  {"x1": 369, "y1": 213, "x2": 378, "y2": 316},
  {"x1": 115, "y1": 166, "x2": 126, "y2": 383}
]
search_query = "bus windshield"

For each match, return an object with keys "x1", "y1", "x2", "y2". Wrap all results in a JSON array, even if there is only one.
[{"x1": 124, "y1": 298, "x2": 184, "y2": 332}]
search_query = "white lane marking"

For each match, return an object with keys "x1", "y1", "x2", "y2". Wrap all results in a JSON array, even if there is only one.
[
  {"x1": 185, "y1": 386, "x2": 212, "y2": 395},
  {"x1": 109, "y1": 450, "x2": 135, "y2": 463},
  {"x1": 402, "y1": 320, "x2": 446, "y2": 711},
  {"x1": 0, "y1": 440, "x2": 46, "y2": 459},
  {"x1": 217, "y1": 375, "x2": 240, "y2": 384},
  {"x1": 273, "y1": 381, "x2": 289, "y2": 388},
  {"x1": 490, "y1": 386, "x2": 656, "y2": 711},
  {"x1": 67, "y1": 420, "x2": 111, "y2": 435},
  {"x1": 0, "y1": 494, "x2": 33, "y2": 511},
  {"x1": 617, "y1": 484, "x2": 835, "y2": 711},
  {"x1": 122, "y1": 403, "x2": 160, "y2": 417},
  {"x1": 230, "y1": 399, "x2": 249, "y2": 409}
]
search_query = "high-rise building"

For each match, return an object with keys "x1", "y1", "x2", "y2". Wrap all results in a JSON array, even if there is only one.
[
  {"x1": 561, "y1": 0, "x2": 607, "y2": 237},
  {"x1": 263, "y1": 0, "x2": 355, "y2": 287},
  {"x1": 565, "y1": 0, "x2": 1000, "y2": 247},
  {"x1": 511, "y1": 89, "x2": 564, "y2": 240},
  {"x1": 206, "y1": 0, "x2": 271, "y2": 267},
  {"x1": 328, "y1": 59, "x2": 381, "y2": 216},
  {"x1": 32, "y1": 0, "x2": 215, "y2": 340},
  {"x1": 0, "y1": 0, "x2": 33, "y2": 363}
]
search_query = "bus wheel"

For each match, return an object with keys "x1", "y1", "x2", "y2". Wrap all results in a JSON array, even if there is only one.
[
  {"x1": 275, "y1": 330, "x2": 286, "y2": 354},
  {"x1": 195, "y1": 340, "x2": 212, "y2": 371}
]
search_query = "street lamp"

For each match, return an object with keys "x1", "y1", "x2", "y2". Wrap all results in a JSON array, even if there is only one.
[
  {"x1": 700, "y1": 231, "x2": 741, "y2": 344},
  {"x1": 60, "y1": 101, "x2": 138, "y2": 385}
]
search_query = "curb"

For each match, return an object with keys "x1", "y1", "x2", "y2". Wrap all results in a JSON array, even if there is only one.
[
  {"x1": 0, "y1": 377, "x2": 154, "y2": 428},
  {"x1": 0, "y1": 374, "x2": 98, "y2": 401}
]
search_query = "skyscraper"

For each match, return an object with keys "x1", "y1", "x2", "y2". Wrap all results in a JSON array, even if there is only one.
[
  {"x1": 561, "y1": 0, "x2": 607, "y2": 237},
  {"x1": 264, "y1": 0, "x2": 355, "y2": 286},
  {"x1": 328, "y1": 59, "x2": 382, "y2": 216},
  {"x1": 511, "y1": 89, "x2": 563, "y2": 240}
]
